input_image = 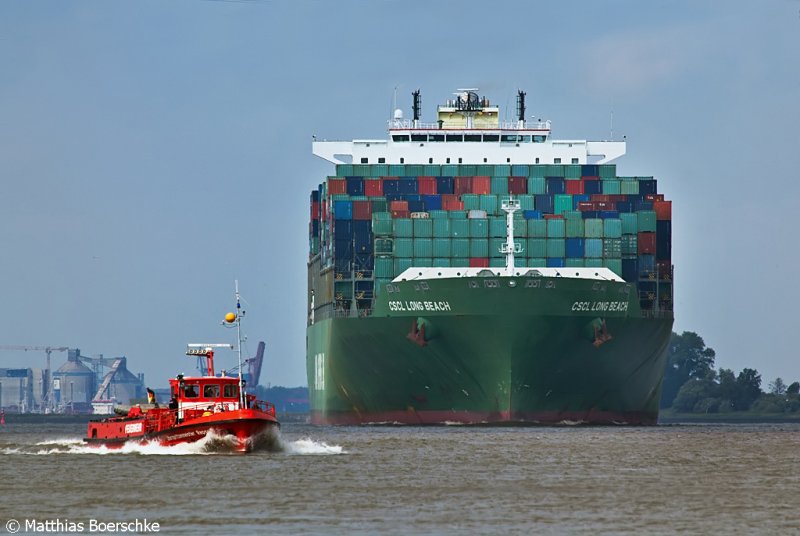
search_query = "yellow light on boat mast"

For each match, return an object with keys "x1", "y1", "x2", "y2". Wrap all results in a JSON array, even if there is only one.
[{"x1": 224, "y1": 312, "x2": 237, "y2": 324}]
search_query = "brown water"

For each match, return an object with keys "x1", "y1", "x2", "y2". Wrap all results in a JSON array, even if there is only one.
[{"x1": 1, "y1": 423, "x2": 798, "y2": 534}]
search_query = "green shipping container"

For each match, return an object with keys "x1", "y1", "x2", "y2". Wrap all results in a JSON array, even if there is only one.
[
  {"x1": 429, "y1": 210, "x2": 448, "y2": 220},
  {"x1": 470, "y1": 238, "x2": 489, "y2": 257},
  {"x1": 544, "y1": 165, "x2": 564, "y2": 177},
  {"x1": 564, "y1": 210, "x2": 583, "y2": 221},
  {"x1": 449, "y1": 210, "x2": 467, "y2": 219},
  {"x1": 413, "y1": 257, "x2": 433, "y2": 267},
  {"x1": 527, "y1": 176, "x2": 546, "y2": 194},
  {"x1": 375, "y1": 238, "x2": 393, "y2": 254},
  {"x1": 529, "y1": 166, "x2": 546, "y2": 178},
  {"x1": 602, "y1": 180, "x2": 621, "y2": 195},
  {"x1": 527, "y1": 257, "x2": 546, "y2": 267},
  {"x1": 547, "y1": 218, "x2": 566, "y2": 238},
  {"x1": 433, "y1": 218, "x2": 451, "y2": 237},
  {"x1": 375, "y1": 256, "x2": 394, "y2": 278},
  {"x1": 432, "y1": 238, "x2": 451, "y2": 257},
  {"x1": 599, "y1": 164, "x2": 616, "y2": 178},
  {"x1": 603, "y1": 238, "x2": 622, "y2": 258},
  {"x1": 451, "y1": 218, "x2": 469, "y2": 238},
  {"x1": 527, "y1": 238, "x2": 547, "y2": 258},
  {"x1": 622, "y1": 235, "x2": 638, "y2": 255},
  {"x1": 554, "y1": 194, "x2": 573, "y2": 215},
  {"x1": 514, "y1": 217, "x2": 527, "y2": 237},
  {"x1": 564, "y1": 165, "x2": 582, "y2": 179},
  {"x1": 423, "y1": 164, "x2": 441, "y2": 175},
  {"x1": 413, "y1": 218, "x2": 433, "y2": 238},
  {"x1": 620, "y1": 213, "x2": 638, "y2": 235},
  {"x1": 603, "y1": 218, "x2": 623, "y2": 238},
  {"x1": 566, "y1": 218, "x2": 584, "y2": 237},
  {"x1": 491, "y1": 176, "x2": 509, "y2": 194},
  {"x1": 451, "y1": 238, "x2": 470, "y2": 257},
  {"x1": 512, "y1": 165, "x2": 529, "y2": 176},
  {"x1": 638, "y1": 210, "x2": 657, "y2": 232},
  {"x1": 518, "y1": 195, "x2": 535, "y2": 211},
  {"x1": 494, "y1": 164, "x2": 511, "y2": 175},
  {"x1": 462, "y1": 194, "x2": 479, "y2": 210},
  {"x1": 584, "y1": 218, "x2": 604, "y2": 238},
  {"x1": 352, "y1": 164, "x2": 370, "y2": 176},
  {"x1": 451, "y1": 258, "x2": 469, "y2": 268},
  {"x1": 528, "y1": 219, "x2": 547, "y2": 238},
  {"x1": 441, "y1": 165, "x2": 459, "y2": 175},
  {"x1": 546, "y1": 238, "x2": 565, "y2": 258},
  {"x1": 585, "y1": 238, "x2": 603, "y2": 258},
  {"x1": 566, "y1": 258, "x2": 585, "y2": 267},
  {"x1": 394, "y1": 238, "x2": 413, "y2": 257},
  {"x1": 585, "y1": 258, "x2": 604, "y2": 268},
  {"x1": 490, "y1": 217, "x2": 506, "y2": 237},
  {"x1": 469, "y1": 218, "x2": 489, "y2": 237},
  {"x1": 620, "y1": 179, "x2": 639, "y2": 195},
  {"x1": 433, "y1": 258, "x2": 451, "y2": 267},
  {"x1": 394, "y1": 218, "x2": 413, "y2": 238},
  {"x1": 413, "y1": 238, "x2": 433, "y2": 257},
  {"x1": 489, "y1": 258, "x2": 506, "y2": 268},
  {"x1": 479, "y1": 194, "x2": 498, "y2": 214},
  {"x1": 459, "y1": 165, "x2": 477, "y2": 176}
]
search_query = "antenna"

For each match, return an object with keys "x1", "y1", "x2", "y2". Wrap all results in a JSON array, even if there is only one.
[
  {"x1": 610, "y1": 110, "x2": 614, "y2": 141},
  {"x1": 516, "y1": 90, "x2": 526, "y2": 129},
  {"x1": 235, "y1": 280, "x2": 244, "y2": 408},
  {"x1": 412, "y1": 89, "x2": 421, "y2": 127}
]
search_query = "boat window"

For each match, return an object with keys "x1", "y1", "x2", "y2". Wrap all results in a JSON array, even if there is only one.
[
  {"x1": 184, "y1": 384, "x2": 199, "y2": 398},
  {"x1": 203, "y1": 384, "x2": 220, "y2": 398},
  {"x1": 520, "y1": 135, "x2": 531, "y2": 143},
  {"x1": 501, "y1": 134, "x2": 518, "y2": 143},
  {"x1": 445, "y1": 134, "x2": 463, "y2": 142},
  {"x1": 533, "y1": 135, "x2": 546, "y2": 143},
  {"x1": 428, "y1": 134, "x2": 444, "y2": 142},
  {"x1": 483, "y1": 134, "x2": 499, "y2": 142},
  {"x1": 411, "y1": 134, "x2": 427, "y2": 142},
  {"x1": 464, "y1": 134, "x2": 481, "y2": 142},
  {"x1": 554, "y1": 158, "x2": 562, "y2": 164},
  {"x1": 223, "y1": 384, "x2": 239, "y2": 398},
  {"x1": 572, "y1": 158, "x2": 579, "y2": 164},
  {"x1": 392, "y1": 135, "x2": 410, "y2": 142}
]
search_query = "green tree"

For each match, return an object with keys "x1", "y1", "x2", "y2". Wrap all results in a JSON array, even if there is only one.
[
  {"x1": 672, "y1": 379, "x2": 717, "y2": 413},
  {"x1": 734, "y1": 368, "x2": 762, "y2": 411},
  {"x1": 786, "y1": 382, "x2": 799, "y2": 396},
  {"x1": 769, "y1": 378, "x2": 787, "y2": 396},
  {"x1": 660, "y1": 331, "x2": 716, "y2": 408}
]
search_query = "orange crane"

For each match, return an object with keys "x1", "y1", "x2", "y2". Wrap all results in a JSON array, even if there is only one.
[{"x1": 0, "y1": 345, "x2": 69, "y2": 411}]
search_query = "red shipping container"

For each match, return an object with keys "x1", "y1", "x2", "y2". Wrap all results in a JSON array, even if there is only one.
[
  {"x1": 469, "y1": 258, "x2": 490, "y2": 268},
  {"x1": 321, "y1": 201, "x2": 327, "y2": 221},
  {"x1": 508, "y1": 176, "x2": 528, "y2": 194},
  {"x1": 418, "y1": 176, "x2": 437, "y2": 195},
  {"x1": 577, "y1": 201, "x2": 596, "y2": 212},
  {"x1": 364, "y1": 179, "x2": 383, "y2": 197},
  {"x1": 591, "y1": 194, "x2": 610, "y2": 202},
  {"x1": 565, "y1": 179, "x2": 584, "y2": 195},
  {"x1": 607, "y1": 194, "x2": 628, "y2": 202},
  {"x1": 391, "y1": 210, "x2": 410, "y2": 219},
  {"x1": 653, "y1": 200, "x2": 672, "y2": 220},
  {"x1": 638, "y1": 232, "x2": 656, "y2": 254},
  {"x1": 442, "y1": 196, "x2": 464, "y2": 211},
  {"x1": 543, "y1": 214, "x2": 565, "y2": 220},
  {"x1": 472, "y1": 176, "x2": 491, "y2": 194},
  {"x1": 352, "y1": 200, "x2": 372, "y2": 220},
  {"x1": 581, "y1": 176, "x2": 600, "y2": 181},
  {"x1": 645, "y1": 194, "x2": 665, "y2": 202},
  {"x1": 454, "y1": 176, "x2": 473, "y2": 195},
  {"x1": 596, "y1": 201, "x2": 615, "y2": 211},
  {"x1": 311, "y1": 201, "x2": 320, "y2": 220},
  {"x1": 328, "y1": 178, "x2": 347, "y2": 195},
  {"x1": 390, "y1": 200, "x2": 409, "y2": 211}
]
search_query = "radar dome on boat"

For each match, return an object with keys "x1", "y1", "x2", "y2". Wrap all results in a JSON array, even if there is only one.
[
  {"x1": 393, "y1": 108, "x2": 403, "y2": 120},
  {"x1": 224, "y1": 312, "x2": 237, "y2": 323}
]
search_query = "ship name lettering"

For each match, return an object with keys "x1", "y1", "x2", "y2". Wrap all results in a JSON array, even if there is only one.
[
  {"x1": 423, "y1": 300, "x2": 451, "y2": 312},
  {"x1": 572, "y1": 301, "x2": 628, "y2": 312}
]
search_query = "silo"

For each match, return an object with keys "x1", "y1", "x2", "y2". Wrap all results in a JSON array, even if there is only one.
[
  {"x1": 54, "y1": 349, "x2": 95, "y2": 407},
  {"x1": 102, "y1": 357, "x2": 144, "y2": 405}
]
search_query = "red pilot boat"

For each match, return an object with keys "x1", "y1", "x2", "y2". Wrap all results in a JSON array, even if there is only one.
[{"x1": 85, "y1": 286, "x2": 279, "y2": 453}]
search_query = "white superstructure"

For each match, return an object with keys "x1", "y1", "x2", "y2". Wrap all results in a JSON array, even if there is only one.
[{"x1": 313, "y1": 89, "x2": 625, "y2": 166}]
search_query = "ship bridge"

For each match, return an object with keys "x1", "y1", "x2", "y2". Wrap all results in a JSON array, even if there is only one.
[{"x1": 313, "y1": 89, "x2": 625, "y2": 166}]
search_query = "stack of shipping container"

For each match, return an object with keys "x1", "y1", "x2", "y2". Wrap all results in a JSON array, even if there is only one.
[{"x1": 309, "y1": 164, "x2": 672, "y2": 315}]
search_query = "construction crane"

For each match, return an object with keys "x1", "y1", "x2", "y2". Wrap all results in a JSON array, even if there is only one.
[
  {"x1": 73, "y1": 351, "x2": 126, "y2": 401},
  {"x1": 0, "y1": 345, "x2": 69, "y2": 411}
]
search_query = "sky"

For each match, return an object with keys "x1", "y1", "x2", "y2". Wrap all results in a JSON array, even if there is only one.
[{"x1": 1, "y1": 0, "x2": 799, "y2": 390}]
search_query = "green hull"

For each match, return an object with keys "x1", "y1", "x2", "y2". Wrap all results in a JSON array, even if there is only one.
[{"x1": 307, "y1": 275, "x2": 673, "y2": 425}]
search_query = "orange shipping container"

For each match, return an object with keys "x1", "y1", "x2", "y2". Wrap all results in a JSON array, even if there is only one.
[
  {"x1": 653, "y1": 200, "x2": 672, "y2": 220},
  {"x1": 472, "y1": 176, "x2": 491, "y2": 194},
  {"x1": 328, "y1": 178, "x2": 347, "y2": 195}
]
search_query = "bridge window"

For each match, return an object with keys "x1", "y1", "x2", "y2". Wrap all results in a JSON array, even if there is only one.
[
  {"x1": 446, "y1": 134, "x2": 463, "y2": 142},
  {"x1": 203, "y1": 384, "x2": 220, "y2": 398},
  {"x1": 392, "y1": 135, "x2": 410, "y2": 142},
  {"x1": 184, "y1": 384, "x2": 199, "y2": 398},
  {"x1": 429, "y1": 158, "x2": 433, "y2": 164},
  {"x1": 483, "y1": 134, "x2": 499, "y2": 142},
  {"x1": 501, "y1": 134, "x2": 519, "y2": 142},
  {"x1": 378, "y1": 157, "x2": 386, "y2": 163},
  {"x1": 223, "y1": 384, "x2": 239, "y2": 399},
  {"x1": 571, "y1": 158, "x2": 578, "y2": 164},
  {"x1": 428, "y1": 134, "x2": 444, "y2": 142},
  {"x1": 411, "y1": 134, "x2": 427, "y2": 142},
  {"x1": 533, "y1": 135, "x2": 546, "y2": 143},
  {"x1": 464, "y1": 134, "x2": 481, "y2": 142}
]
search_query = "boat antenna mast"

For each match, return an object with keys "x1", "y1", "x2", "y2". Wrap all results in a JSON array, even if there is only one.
[{"x1": 223, "y1": 280, "x2": 247, "y2": 408}]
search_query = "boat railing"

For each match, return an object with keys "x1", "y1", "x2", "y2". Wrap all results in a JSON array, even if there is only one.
[{"x1": 387, "y1": 119, "x2": 551, "y2": 130}]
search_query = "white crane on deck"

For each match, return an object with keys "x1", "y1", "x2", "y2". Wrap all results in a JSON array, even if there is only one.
[{"x1": 0, "y1": 345, "x2": 69, "y2": 411}]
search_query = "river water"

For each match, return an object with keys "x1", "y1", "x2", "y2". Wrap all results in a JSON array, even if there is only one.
[{"x1": 1, "y1": 422, "x2": 798, "y2": 535}]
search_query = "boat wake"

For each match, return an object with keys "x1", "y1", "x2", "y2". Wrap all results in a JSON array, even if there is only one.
[{"x1": 3, "y1": 430, "x2": 344, "y2": 456}]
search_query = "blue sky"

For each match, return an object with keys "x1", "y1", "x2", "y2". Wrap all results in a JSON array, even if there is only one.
[{"x1": 1, "y1": 0, "x2": 798, "y2": 389}]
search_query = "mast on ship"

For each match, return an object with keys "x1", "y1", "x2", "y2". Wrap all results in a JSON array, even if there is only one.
[
  {"x1": 500, "y1": 196, "x2": 522, "y2": 276},
  {"x1": 222, "y1": 280, "x2": 246, "y2": 409}
]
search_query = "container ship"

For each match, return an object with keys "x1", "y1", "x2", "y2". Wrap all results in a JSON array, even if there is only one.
[{"x1": 307, "y1": 89, "x2": 673, "y2": 425}]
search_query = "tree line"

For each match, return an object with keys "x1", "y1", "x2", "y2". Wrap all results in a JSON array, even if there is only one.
[{"x1": 660, "y1": 331, "x2": 800, "y2": 413}]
